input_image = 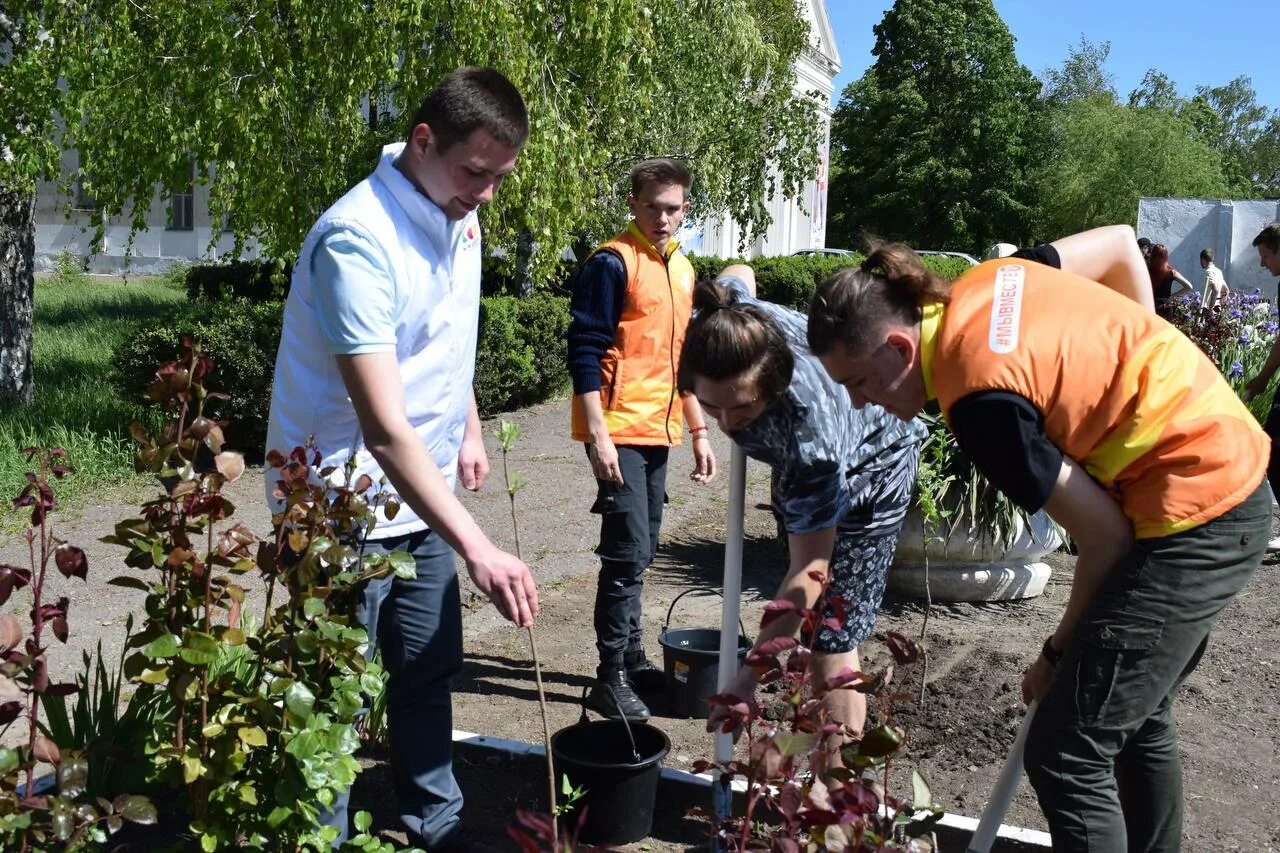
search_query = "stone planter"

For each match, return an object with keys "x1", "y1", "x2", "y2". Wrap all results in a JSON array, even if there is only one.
[{"x1": 890, "y1": 507, "x2": 1062, "y2": 602}]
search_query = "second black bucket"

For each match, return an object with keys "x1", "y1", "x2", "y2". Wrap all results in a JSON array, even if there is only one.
[
  {"x1": 657, "y1": 588, "x2": 753, "y2": 719},
  {"x1": 551, "y1": 686, "x2": 671, "y2": 845}
]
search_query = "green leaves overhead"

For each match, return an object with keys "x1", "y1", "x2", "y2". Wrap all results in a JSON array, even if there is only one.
[{"x1": 14, "y1": 0, "x2": 822, "y2": 283}]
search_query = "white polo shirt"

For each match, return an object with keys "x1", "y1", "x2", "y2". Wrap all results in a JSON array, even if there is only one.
[{"x1": 265, "y1": 143, "x2": 482, "y2": 539}]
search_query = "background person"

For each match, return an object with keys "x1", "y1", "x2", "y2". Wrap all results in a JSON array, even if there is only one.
[
  {"x1": 807, "y1": 225, "x2": 1269, "y2": 852},
  {"x1": 683, "y1": 264, "x2": 925, "y2": 750},
  {"x1": 566, "y1": 157, "x2": 716, "y2": 722},
  {"x1": 1199, "y1": 248, "x2": 1230, "y2": 312},
  {"x1": 1146, "y1": 242, "x2": 1195, "y2": 317},
  {"x1": 1240, "y1": 222, "x2": 1280, "y2": 551},
  {"x1": 264, "y1": 67, "x2": 538, "y2": 851}
]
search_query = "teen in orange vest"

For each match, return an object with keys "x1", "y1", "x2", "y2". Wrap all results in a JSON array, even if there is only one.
[
  {"x1": 807, "y1": 225, "x2": 1268, "y2": 851},
  {"x1": 567, "y1": 158, "x2": 716, "y2": 721}
]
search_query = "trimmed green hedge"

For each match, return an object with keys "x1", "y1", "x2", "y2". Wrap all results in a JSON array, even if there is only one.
[
  {"x1": 474, "y1": 292, "x2": 571, "y2": 417},
  {"x1": 115, "y1": 288, "x2": 571, "y2": 453},
  {"x1": 114, "y1": 297, "x2": 284, "y2": 457},
  {"x1": 185, "y1": 260, "x2": 293, "y2": 302},
  {"x1": 122, "y1": 252, "x2": 972, "y2": 453},
  {"x1": 688, "y1": 251, "x2": 971, "y2": 311}
]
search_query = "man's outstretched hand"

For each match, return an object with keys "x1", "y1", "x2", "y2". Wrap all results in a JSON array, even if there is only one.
[{"x1": 466, "y1": 544, "x2": 539, "y2": 628}]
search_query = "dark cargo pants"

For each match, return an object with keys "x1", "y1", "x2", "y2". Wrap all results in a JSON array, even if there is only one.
[
  {"x1": 1024, "y1": 482, "x2": 1268, "y2": 852},
  {"x1": 590, "y1": 444, "x2": 669, "y2": 665}
]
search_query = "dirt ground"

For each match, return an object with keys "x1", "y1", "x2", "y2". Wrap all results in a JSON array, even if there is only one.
[{"x1": 3, "y1": 396, "x2": 1278, "y2": 851}]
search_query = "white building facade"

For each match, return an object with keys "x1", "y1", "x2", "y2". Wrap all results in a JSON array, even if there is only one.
[{"x1": 688, "y1": 0, "x2": 840, "y2": 260}]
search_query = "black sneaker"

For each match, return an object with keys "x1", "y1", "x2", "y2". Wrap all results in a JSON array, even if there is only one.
[
  {"x1": 586, "y1": 666, "x2": 651, "y2": 721},
  {"x1": 624, "y1": 652, "x2": 667, "y2": 695}
]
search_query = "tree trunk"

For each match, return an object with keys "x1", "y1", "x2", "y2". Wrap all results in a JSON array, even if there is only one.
[{"x1": 0, "y1": 183, "x2": 35, "y2": 406}]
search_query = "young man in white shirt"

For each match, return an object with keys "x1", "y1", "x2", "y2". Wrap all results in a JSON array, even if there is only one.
[
  {"x1": 1199, "y1": 248, "x2": 1230, "y2": 312},
  {"x1": 266, "y1": 67, "x2": 536, "y2": 851}
]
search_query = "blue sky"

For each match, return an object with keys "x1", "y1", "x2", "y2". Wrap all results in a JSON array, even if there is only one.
[{"x1": 827, "y1": 1, "x2": 1279, "y2": 110}]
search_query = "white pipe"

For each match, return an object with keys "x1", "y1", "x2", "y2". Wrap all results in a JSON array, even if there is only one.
[
  {"x1": 966, "y1": 700, "x2": 1039, "y2": 853},
  {"x1": 712, "y1": 445, "x2": 748, "y2": 839}
]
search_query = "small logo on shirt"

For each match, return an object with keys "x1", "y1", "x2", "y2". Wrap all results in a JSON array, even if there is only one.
[
  {"x1": 461, "y1": 222, "x2": 479, "y2": 249},
  {"x1": 988, "y1": 264, "x2": 1025, "y2": 354}
]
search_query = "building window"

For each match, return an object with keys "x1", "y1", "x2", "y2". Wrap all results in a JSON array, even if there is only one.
[
  {"x1": 73, "y1": 152, "x2": 97, "y2": 211},
  {"x1": 168, "y1": 163, "x2": 195, "y2": 231}
]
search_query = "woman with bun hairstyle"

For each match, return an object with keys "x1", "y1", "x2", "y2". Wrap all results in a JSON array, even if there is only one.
[
  {"x1": 806, "y1": 224, "x2": 1268, "y2": 852},
  {"x1": 680, "y1": 264, "x2": 925, "y2": 747}
]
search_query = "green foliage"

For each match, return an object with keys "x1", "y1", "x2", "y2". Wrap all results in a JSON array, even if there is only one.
[
  {"x1": 828, "y1": 0, "x2": 1042, "y2": 254},
  {"x1": 17, "y1": 0, "x2": 821, "y2": 289},
  {"x1": 690, "y1": 252, "x2": 973, "y2": 311},
  {"x1": 184, "y1": 260, "x2": 293, "y2": 302},
  {"x1": 474, "y1": 294, "x2": 570, "y2": 417},
  {"x1": 0, "y1": 276, "x2": 186, "y2": 522},
  {"x1": 102, "y1": 340, "x2": 402, "y2": 849},
  {"x1": 1041, "y1": 37, "x2": 1116, "y2": 105},
  {"x1": 912, "y1": 410, "x2": 1039, "y2": 551},
  {"x1": 1037, "y1": 47, "x2": 1279, "y2": 230},
  {"x1": 51, "y1": 250, "x2": 88, "y2": 288},
  {"x1": 114, "y1": 298, "x2": 284, "y2": 456},
  {"x1": 1032, "y1": 97, "x2": 1233, "y2": 237}
]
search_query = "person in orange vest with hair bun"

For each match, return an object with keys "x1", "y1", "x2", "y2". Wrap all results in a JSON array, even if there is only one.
[{"x1": 806, "y1": 224, "x2": 1269, "y2": 852}]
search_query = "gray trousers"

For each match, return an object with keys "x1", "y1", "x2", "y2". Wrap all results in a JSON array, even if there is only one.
[
  {"x1": 1024, "y1": 482, "x2": 1268, "y2": 852},
  {"x1": 326, "y1": 528, "x2": 464, "y2": 847}
]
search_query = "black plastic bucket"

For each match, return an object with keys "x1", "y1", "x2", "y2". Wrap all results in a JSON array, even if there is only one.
[
  {"x1": 550, "y1": 686, "x2": 671, "y2": 845},
  {"x1": 657, "y1": 588, "x2": 752, "y2": 719}
]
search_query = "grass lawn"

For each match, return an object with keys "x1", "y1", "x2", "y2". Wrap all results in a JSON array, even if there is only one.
[{"x1": 1, "y1": 271, "x2": 188, "y2": 523}]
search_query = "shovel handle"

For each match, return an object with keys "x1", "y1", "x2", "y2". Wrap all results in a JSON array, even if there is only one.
[{"x1": 966, "y1": 699, "x2": 1039, "y2": 853}]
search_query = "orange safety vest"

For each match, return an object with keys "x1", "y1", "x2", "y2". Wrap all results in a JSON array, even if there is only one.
[
  {"x1": 922, "y1": 259, "x2": 1268, "y2": 539},
  {"x1": 571, "y1": 222, "x2": 696, "y2": 446}
]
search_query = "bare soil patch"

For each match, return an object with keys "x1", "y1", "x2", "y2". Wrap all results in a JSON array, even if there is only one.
[{"x1": 4, "y1": 398, "x2": 1277, "y2": 850}]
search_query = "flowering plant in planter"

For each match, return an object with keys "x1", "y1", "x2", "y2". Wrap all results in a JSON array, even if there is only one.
[{"x1": 1163, "y1": 288, "x2": 1279, "y2": 421}]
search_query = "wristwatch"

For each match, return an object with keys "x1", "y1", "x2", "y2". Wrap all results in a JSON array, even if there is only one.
[{"x1": 1041, "y1": 635, "x2": 1063, "y2": 666}]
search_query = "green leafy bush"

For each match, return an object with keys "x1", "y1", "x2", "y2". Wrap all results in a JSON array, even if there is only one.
[
  {"x1": 104, "y1": 340, "x2": 401, "y2": 850},
  {"x1": 474, "y1": 297, "x2": 536, "y2": 418},
  {"x1": 511, "y1": 293, "x2": 571, "y2": 408},
  {"x1": 115, "y1": 298, "x2": 283, "y2": 456},
  {"x1": 184, "y1": 259, "x2": 293, "y2": 302},
  {"x1": 474, "y1": 293, "x2": 571, "y2": 417},
  {"x1": 686, "y1": 252, "x2": 969, "y2": 312}
]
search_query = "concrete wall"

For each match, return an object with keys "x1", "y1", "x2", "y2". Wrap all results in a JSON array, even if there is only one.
[{"x1": 1138, "y1": 197, "x2": 1280, "y2": 299}]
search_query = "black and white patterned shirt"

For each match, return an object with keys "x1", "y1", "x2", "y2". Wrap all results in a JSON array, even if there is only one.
[{"x1": 718, "y1": 276, "x2": 927, "y2": 535}]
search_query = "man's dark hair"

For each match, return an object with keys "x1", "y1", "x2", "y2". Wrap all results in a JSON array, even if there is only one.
[
  {"x1": 1200, "y1": 248, "x2": 1214, "y2": 263},
  {"x1": 1254, "y1": 222, "x2": 1280, "y2": 253},
  {"x1": 409, "y1": 67, "x2": 528, "y2": 152},
  {"x1": 630, "y1": 157, "x2": 692, "y2": 199}
]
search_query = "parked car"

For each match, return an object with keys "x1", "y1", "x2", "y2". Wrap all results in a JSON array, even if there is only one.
[
  {"x1": 792, "y1": 248, "x2": 856, "y2": 257},
  {"x1": 914, "y1": 249, "x2": 979, "y2": 267}
]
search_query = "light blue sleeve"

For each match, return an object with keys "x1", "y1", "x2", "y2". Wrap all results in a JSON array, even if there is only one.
[
  {"x1": 310, "y1": 228, "x2": 398, "y2": 355},
  {"x1": 715, "y1": 274, "x2": 753, "y2": 303}
]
